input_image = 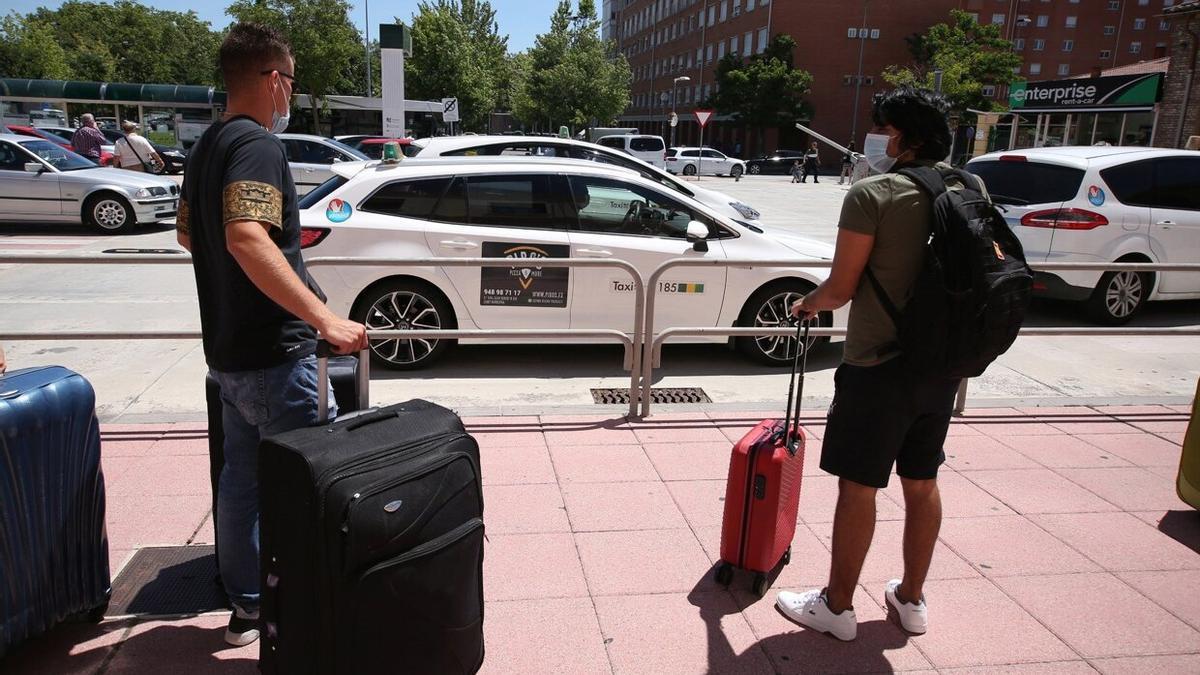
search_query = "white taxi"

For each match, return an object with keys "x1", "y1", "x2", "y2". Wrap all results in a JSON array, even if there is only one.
[{"x1": 298, "y1": 157, "x2": 843, "y2": 370}]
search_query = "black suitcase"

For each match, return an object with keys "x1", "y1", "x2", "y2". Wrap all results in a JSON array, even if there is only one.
[
  {"x1": 258, "y1": 345, "x2": 485, "y2": 675},
  {"x1": 205, "y1": 354, "x2": 362, "y2": 578},
  {"x1": 0, "y1": 367, "x2": 110, "y2": 658}
]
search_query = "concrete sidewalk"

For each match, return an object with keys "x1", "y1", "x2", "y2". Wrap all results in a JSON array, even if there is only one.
[{"x1": 3, "y1": 405, "x2": 1199, "y2": 674}]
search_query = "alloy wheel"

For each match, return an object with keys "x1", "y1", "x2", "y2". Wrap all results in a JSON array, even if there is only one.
[
  {"x1": 1104, "y1": 271, "x2": 1143, "y2": 320},
  {"x1": 363, "y1": 290, "x2": 444, "y2": 366},
  {"x1": 93, "y1": 199, "x2": 129, "y2": 231},
  {"x1": 751, "y1": 290, "x2": 819, "y2": 362}
]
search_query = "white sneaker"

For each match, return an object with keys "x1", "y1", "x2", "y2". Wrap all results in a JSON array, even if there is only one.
[
  {"x1": 776, "y1": 588, "x2": 857, "y2": 641},
  {"x1": 224, "y1": 605, "x2": 261, "y2": 646},
  {"x1": 885, "y1": 579, "x2": 928, "y2": 634}
]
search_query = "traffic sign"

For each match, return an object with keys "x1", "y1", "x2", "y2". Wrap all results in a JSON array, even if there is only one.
[
  {"x1": 441, "y1": 97, "x2": 460, "y2": 123},
  {"x1": 694, "y1": 109, "x2": 714, "y2": 128}
]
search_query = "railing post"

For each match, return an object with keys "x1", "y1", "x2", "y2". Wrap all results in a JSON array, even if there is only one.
[{"x1": 954, "y1": 378, "x2": 969, "y2": 416}]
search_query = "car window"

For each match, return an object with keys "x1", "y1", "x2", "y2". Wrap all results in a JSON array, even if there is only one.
[
  {"x1": 0, "y1": 142, "x2": 30, "y2": 171},
  {"x1": 597, "y1": 137, "x2": 627, "y2": 149},
  {"x1": 563, "y1": 147, "x2": 697, "y2": 201},
  {"x1": 297, "y1": 176, "x2": 348, "y2": 209},
  {"x1": 1099, "y1": 159, "x2": 1155, "y2": 207},
  {"x1": 462, "y1": 174, "x2": 567, "y2": 230},
  {"x1": 296, "y1": 140, "x2": 340, "y2": 164},
  {"x1": 681, "y1": 150, "x2": 699, "y2": 158},
  {"x1": 566, "y1": 175, "x2": 705, "y2": 240},
  {"x1": 967, "y1": 160, "x2": 1085, "y2": 205},
  {"x1": 361, "y1": 177, "x2": 451, "y2": 219},
  {"x1": 359, "y1": 143, "x2": 385, "y2": 160},
  {"x1": 1151, "y1": 157, "x2": 1200, "y2": 210},
  {"x1": 18, "y1": 140, "x2": 93, "y2": 171},
  {"x1": 629, "y1": 137, "x2": 664, "y2": 152},
  {"x1": 442, "y1": 143, "x2": 556, "y2": 157},
  {"x1": 431, "y1": 177, "x2": 469, "y2": 224},
  {"x1": 701, "y1": 149, "x2": 724, "y2": 159}
]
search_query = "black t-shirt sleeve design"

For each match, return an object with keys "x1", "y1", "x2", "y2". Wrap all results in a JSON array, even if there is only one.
[
  {"x1": 176, "y1": 197, "x2": 190, "y2": 234},
  {"x1": 222, "y1": 136, "x2": 286, "y2": 229}
]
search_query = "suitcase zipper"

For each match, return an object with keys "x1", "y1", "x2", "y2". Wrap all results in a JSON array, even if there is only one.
[
  {"x1": 736, "y1": 423, "x2": 778, "y2": 567},
  {"x1": 357, "y1": 517, "x2": 484, "y2": 581}
]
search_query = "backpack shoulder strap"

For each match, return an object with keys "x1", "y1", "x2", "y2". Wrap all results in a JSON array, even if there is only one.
[{"x1": 897, "y1": 165, "x2": 949, "y2": 201}]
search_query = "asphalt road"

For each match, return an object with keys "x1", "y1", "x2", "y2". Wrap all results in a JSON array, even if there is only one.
[{"x1": 1, "y1": 173, "x2": 1197, "y2": 422}]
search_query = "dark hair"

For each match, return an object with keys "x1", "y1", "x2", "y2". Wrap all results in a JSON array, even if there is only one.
[
  {"x1": 220, "y1": 22, "x2": 292, "y2": 88},
  {"x1": 871, "y1": 86, "x2": 951, "y2": 161}
]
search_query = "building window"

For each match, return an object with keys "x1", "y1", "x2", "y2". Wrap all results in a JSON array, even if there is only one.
[
  {"x1": 1015, "y1": 38, "x2": 1026, "y2": 50},
  {"x1": 870, "y1": 28, "x2": 880, "y2": 39},
  {"x1": 1036, "y1": 15, "x2": 1049, "y2": 27},
  {"x1": 1065, "y1": 16, "x2": 1077, "y2": 28},
  {"x1": 1100, "y1": 49, "x2": 1112, "y2": 58},
  {"x1": 847, "y1": 27, "x2": 858, "y2": 38},
  {"x1": 706, "y1": 44, "x2": 713, "y2": 62},
  {"x1": 1104, "y1": 25, "x2": 1116, "y2": 35},
  {"x1": 719, "y1": 1, "x2": 727, "y2": 21},
  {"x1": 1058, "y1": 64, "x2": 1070, "y2": 75},
  {"x1": 733, "y1": 0, "x2": 741, "y2": 17},
  {"x1": 1134, "y1": 18, "x2": 1146, "y2": 30},
  {"x1": 1029, "y1": 62, "x2": 1042, "y2": 75},
  {"x1": 1107, "y1": 1, "x2": 1119, "y2": 9},
  {"x1": 1138, "y1": 0, "x2": 1148, "y2": 4},
  {"x1": 1063, "y1": 39, "x2": 1074, "y2": 51},
  {"x1": 1161, "y1": 20, "x2": 1172, "y2": 30},
  {"x1": 992, "y1": 13, "x2": 1006, "y2": 24},
  {"x1": 730, "y1": 36, "x2": 738, "y2": 54},
  {"x1": 758, "y1": 28, "x2": 768, "y2": 52},
  {"x1": 707, "y1": 6, "x2": 715, "y2": 26},
  {"x1": 748, "y1": 0, "x2": 756, "y2": 10},
  {"x1": 1130, "y1": 41, "x2": 1141, "y2": 53},
  {"x1": 718, "y1": 41, "x2": 725, "y2": 58},
  {"x1": 1033, "y1": 38, "x2": 1045, "y2": 50},
  {"x1": 843, "y1": 75, "x2": 854, "y2": 86},
  {"x1": 982, "y1": 85, "x2": 996, "y2": 97}
]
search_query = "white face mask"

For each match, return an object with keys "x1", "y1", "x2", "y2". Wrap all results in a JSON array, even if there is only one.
[
  {"x1": 863, "y1": 132, "x2": 897, "y2": 174},
  {"x1": 269, "y1": 75, "x2": 291, "y2": 134}
]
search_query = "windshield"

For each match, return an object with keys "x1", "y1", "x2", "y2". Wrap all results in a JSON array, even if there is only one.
[
  {"x1": 20, "y1": 139, "x2": 97, "y2": 171},
  {"x1": 327, "y1": 138, "x2": 370, "y2": 160}
]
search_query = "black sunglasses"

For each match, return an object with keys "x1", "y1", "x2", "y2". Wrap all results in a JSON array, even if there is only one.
[{"x1": 261, "y1": 69, "x2": 296, "y2": 83}]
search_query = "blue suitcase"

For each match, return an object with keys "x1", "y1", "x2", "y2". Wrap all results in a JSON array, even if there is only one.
[{"x1": 0, "y1": 366, "x2": 110, "y2": 657}]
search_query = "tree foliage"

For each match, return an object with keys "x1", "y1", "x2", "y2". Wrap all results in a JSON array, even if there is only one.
[
  {"x1": 0, "y1": 14, "x2": 72, "y2": 80},
  {"x1": 227, "y1": 0, "x2": 362, "y2": 135},
  {"x1": 883, "y1": 9, "x2": 1021, "y2": 113},
  {"x1": 405, "y1": 0, "x2": 508, "y2": 131},
  {"x1": 515, "y1": 0, "x2": 630, "y2": 132},
  {"x1": 707, "y1": 34, "x2": 813, "y2": 149}
]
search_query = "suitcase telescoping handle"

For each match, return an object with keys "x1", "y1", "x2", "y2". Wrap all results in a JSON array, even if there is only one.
[
  {"x1": 315, "y1": 339, "x2": 370, "y2": 423},
  {"x1": 779, "y1": 320, "x2": 811, "y2": 455}
]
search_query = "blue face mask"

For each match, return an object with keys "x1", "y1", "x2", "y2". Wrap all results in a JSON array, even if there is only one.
[{"x1": 269, "y1": 76, "x2": 290, "y2": 134}]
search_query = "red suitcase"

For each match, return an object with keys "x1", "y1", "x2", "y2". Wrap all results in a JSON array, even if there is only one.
[{"x1": 716, "y1": 322, "x2": 809, "y2": 596}]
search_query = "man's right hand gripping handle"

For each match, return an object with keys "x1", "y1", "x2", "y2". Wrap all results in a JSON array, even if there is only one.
[{"x1": 317, "y1": 316, "x2": 368, "y2": 355}]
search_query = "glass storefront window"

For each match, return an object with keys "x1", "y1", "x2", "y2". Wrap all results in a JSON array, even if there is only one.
[
  {"x1": 1041, "y1": 113, "x2": 1070, "y2": 147},
  {"x1": 1122, "y1": 111, "x2": 1154, "y2": 146},
  {"x1": 1068, "y1": 113, "x2": 1097, "y2": 146},
  {"x1": 1094, "y1": 113, "x2": 1123, "y2": 145},
  {"x1": 1013, "y1": 115, "x2": 1038, "y2": 149}
]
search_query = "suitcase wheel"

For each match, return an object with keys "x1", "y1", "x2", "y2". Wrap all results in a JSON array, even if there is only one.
[
  {"x1": 715, "y1": 562, "x2": 734, "y2": 586},
  {"x1": 86, "y1": 601, "x2": 109, "y2": 623},
  {"x1": 782, "y1": 546, "x2": 792, "y2": 566},
  {"x1": 752, "y1": 573, "x2": 769, "y2": 598}
]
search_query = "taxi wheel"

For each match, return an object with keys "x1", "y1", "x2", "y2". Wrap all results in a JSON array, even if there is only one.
[
  {"x1": 736, "y1": 282, "x2": 829, "y2": 366},
  {"x1": 351, "y1": 280, "x2": 456, "y2": 370},
  {"x1": 1085, "y1": 270, "x2": 1152, "y2": 325},
  {"x1": 683, "y1": 164, "x2": 697, "y2": 176},
  {"x1": 84, "y1": 192, "x2": 134, "y2": 234}
]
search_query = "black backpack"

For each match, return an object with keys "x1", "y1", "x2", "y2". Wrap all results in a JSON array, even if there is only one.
[{"x1": 864, "y1": 165, "x2": 1033, "y2": 379}]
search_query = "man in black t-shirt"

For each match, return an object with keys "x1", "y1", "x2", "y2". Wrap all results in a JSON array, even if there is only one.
[{"x1": 176, "y1": 23, "x2": 366, "y2": 648}]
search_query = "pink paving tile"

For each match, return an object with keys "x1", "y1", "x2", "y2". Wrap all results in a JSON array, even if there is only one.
[
  {"x1": 644, "y1": 441, "x2": 733, "y2": 481},
  {"x1": 1091, "y1": 405, "x2": 1175, "y2": 415},
  {"x1": 962, "y1": 468, "x2": 1120, "y2": 514},
  {"x1": 665, "y1": 480, "x2": 728, "y2": 529},
  {"x1": 1032, "y1": 512, "x2": 1200, "y2": 571},
  {"x1": 0, "y1": 618, "x2": 133, "y2": 675},
  {"x1": 575, "y1": 528, "x2": 716, "y2": 596},
  {"x1": 1057, "y1": 467, "x2": 1183, "y2": 512},
  {"x1": 959, "y1": 407, "x2": 1024, "y2": 417},
  {"x1": 1076, "y1": 433, "x2": 1185, "y2": 467},
  {"x1": 1048, "y1": 419, "x2": 1143, "y2": 435},
  {"x1": 483, "y1": 533, "x2": 589, "y2": 601},
  {"x1": 631, "y1": 420, "x2": 731, "y2": 444},
  {"x1": 467, "y1": 415, "x2": 546, "y2": 449},
  {"x1": 478, "y1": 443, "x2": 557, "y2": 485},
  {"x1": 150, "y1": 437, "x2": 211, "y2": 456},
  {"x1": 940, "y1": 663, "x2": 1097, "y2": 674},
  {"x1": 994, "y1": 572, "x2": 1200, "y2": 658},
  {"x1": 1117, "y1": 569, "x2": 1200, "y2": 632},
  {"x1": 1161, "y1": 432, "x2": 1185, "y2": 445},
  {"x1": 105, "y1": 495, "x2": 212, "y2": 551},
  {"x1": 101, "y1": 439, "x2": 160, "y2": 457},
  {"x1": 463, "y1": 415, "x2": 542, "y2": 427},
  {"x1": 102, "y1": 614, "x2": 259, "y2": 673},
  {"x1": 944, "y1": 420, "x2": 985, "y2": 437},
  {"x1": 881, "y1": 470, "x2": 1017, "y2": 519},
  {"x1": 101, "y1": 423, "x2": 165, "y2": 436},
  {"x1": 593, "y1": 592, "x2": 773, "y2": 674},
  {"x1": 705, "y1": 523, "x2": 834, "y2": 592},
  {"x1": 739, "y1": 584, "x2": 933, "y2": 674},
  {"x1": 542, "y1": 418, "x2": 638, "y2": 446},
  {"x1": 937, "y1": 515, "x2": 1101, "y2": 577},
  {"x1": 190, "y1": 511, "x2": 215, "y2": 545},
  {"x1": 1166, "y1": 404, "x2": 1194, "y2": 415},
  {"x1": 808, "y1": 519, "x2": 979, "y2": 584},
  {"x1": 481, "y1": 484, "x2": 570, "y2": 534},
  {"x1": 479, "y1": 598, "x2": 610, "y2": 675},
  {"x1": 968, "y1": 413, "x2": 1062, "y2": 437},
  {"x1": 1090, "y1": 654, "x2": 1200, "y2": 674},
  {"x1": 102, "y1": 456, "x2": 142, "y2": 486},
  {"x1": 105, "y1": 454, "x2": 210, "y2": 497},
  {"x1": 943, "y1": 434, "x2": 1040, "y2": 471},
  {"x1": 1128, "y1": 419, "x2": 1191, "y2": 434},
  {"x1": 999, "y1": 434, "x2": 1133, "y2": 469},
  {"x1": 1130, "y1": 510, "x2": 1200, "y2": 551},
  {"x1": 547, "y1": 444, "x2": 658, "y2": 483},
  {"x1": 560, "y1": 481, "x2": 688, "y2": 532},
  {"x1": 863, "y1": 577, "x2": 1076, "y2": 669}
]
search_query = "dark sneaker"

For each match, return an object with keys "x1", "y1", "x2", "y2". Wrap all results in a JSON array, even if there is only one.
[{"x1": 224, "y1": 605, "x2": 260, "y2": 646}]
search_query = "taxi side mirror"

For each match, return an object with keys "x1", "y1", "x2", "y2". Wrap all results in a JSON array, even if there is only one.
[{"x1": 686, "y1": 220, "x2": 708, "y2": 252}]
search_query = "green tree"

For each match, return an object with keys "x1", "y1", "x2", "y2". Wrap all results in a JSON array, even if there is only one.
[
  {"x1": 0, "y1": 14, "x2": 71, "y2": 80},
  {"x1": 518, "y1": 1, "x2": 631, "y2": 133},
  {"x1": 883, "y1": 9, "x2": 1021, "y2": 113},
  {"x1": 707, "y1": 34, "x2": 813, "y2": 152},
  {"x1": 405, "y1": 0, "x2": 508, "y2": 131},
  {"x1": 227, "y1": 0, "x2": 362, "y2": 135}
]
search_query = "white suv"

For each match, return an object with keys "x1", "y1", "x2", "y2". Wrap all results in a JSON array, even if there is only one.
[
  {"x1": 594, "y1": 134, "x2": 667, "y2": 169},
  {"x1": 967, "y1": 147, "x2": 1200, "y2": 324},
  {"x1": 666, "y1": 147, "x2": 746, "y2": 178}
]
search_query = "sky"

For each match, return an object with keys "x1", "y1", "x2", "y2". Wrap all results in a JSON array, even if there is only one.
[{"x1": 0, "y1": 0, "x2": 565, "y2": 53}]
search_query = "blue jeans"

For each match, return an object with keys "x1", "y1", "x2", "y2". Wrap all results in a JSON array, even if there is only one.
[{"x1": 211, "y1": 355, "x2": 335, "y2": 612}]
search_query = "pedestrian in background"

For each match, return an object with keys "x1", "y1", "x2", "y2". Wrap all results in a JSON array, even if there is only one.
[
  {"x1": 839, "y1": 141, "x2": 856, "y2": 185},
  {"x1": 70, "y1": 113, "x2": 106, "y2": 163},
  {"x1": 113, "y1": 121, "x2": 163, "y2": 173},
  {"x1": 801, "y1": 141, "x2": 820, "y2": 183},
  {"x1": 175, "y1": 22, "x2": 367, "y2": 648},
  {"x1": 791, "y1": 160, "x2": 802, "y2": 183}
]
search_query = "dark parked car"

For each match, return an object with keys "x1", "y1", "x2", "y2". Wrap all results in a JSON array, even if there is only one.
[
  {"x1": 745, "y1": 149, "x2": 806, "y2": 175},
  {"x1": 98, "y1": 129, "x2": 188, "y2": 174}
]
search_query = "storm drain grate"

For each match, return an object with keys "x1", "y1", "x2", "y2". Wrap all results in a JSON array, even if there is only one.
[
  {"x1": 108, "y1": 545, "x2": 228, "y2": 616},
  {"x1": 591, "y1": 387, "x2": 711, "y2": 405}
]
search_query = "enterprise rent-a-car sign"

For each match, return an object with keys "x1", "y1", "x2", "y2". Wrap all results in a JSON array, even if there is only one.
[{"x1": 1009, "y1": 73, "x2": 1163, "y2": 110}]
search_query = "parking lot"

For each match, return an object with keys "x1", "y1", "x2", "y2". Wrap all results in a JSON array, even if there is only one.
[{"x1": 1, "y1": 172, "x2": 1198, "y2": 422}]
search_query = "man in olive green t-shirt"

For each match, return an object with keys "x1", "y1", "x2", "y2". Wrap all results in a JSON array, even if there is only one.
[{"x1": 776, "y1": 87, "x2": 966, "y2": 642}]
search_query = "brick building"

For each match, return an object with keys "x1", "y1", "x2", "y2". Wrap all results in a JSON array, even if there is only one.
[
  {"x1": 608, "y1": 0, "x2": 1182, "y2": 162},
  {"x1": 1155, "y1": 0, "x2": 1200, "y2": 147}
]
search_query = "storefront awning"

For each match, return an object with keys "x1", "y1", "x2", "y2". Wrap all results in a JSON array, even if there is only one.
[{"x1": 1009, "y1": 73, "x2": 1163, "y2": 111}]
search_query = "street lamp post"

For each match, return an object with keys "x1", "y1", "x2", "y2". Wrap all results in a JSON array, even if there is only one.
[
  {"x1": 850, "y1": 0, "x2": 873, "y2": 142},
  {"x1": 671, "y1": 75, "x2": 690, "y2": 147}
]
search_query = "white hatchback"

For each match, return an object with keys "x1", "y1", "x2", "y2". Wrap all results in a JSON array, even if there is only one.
[
  {"x1": 297, "y1": 157, "x2": 843, "y2": 369},
  {"x1": 967, "y1": 147, "x2": 1200, "y2": 324},
  {"x1": 666, "y1": 147, "x2": 747, "y2": 178},
  {"x1": 594, "y1": 134, "x2": 667, "y2": 169}
]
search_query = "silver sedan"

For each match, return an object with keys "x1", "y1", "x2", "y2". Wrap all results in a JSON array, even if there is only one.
[{"x1": 0, "y1": 133, "x2": 179, "y2": 234}]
